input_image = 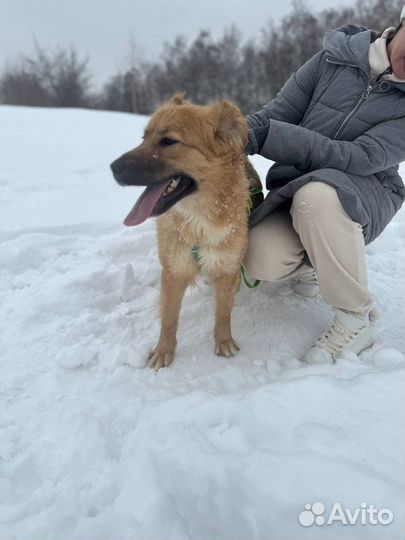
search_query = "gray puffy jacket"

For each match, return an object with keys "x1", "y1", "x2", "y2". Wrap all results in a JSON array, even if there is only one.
[{"x1": 248, "y1": 25, "x2": 405, "y2": 244}]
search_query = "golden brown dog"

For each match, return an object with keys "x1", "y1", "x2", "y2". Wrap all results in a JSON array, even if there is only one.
[{"x1": 111, "y1": 94, "x2": 262, "y2": 369}]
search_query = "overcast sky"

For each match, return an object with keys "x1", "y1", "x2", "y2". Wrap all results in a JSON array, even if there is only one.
[{"x1": 0, "y1": 0, "x2": 342, "y2": 88}]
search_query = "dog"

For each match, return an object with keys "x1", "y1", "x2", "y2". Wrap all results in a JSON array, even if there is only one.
[{"x1": 111, "y1": 94, "x2": 263, "y2": 369}]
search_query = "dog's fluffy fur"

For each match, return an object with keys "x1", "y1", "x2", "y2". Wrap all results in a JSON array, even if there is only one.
[{"x1": 111, "y1": 94, "x2": 262, "y2": 369}]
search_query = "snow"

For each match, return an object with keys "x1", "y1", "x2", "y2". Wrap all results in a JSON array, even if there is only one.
[{"x1": 0, "y1": 105, "x2": 404, "y2": 539}]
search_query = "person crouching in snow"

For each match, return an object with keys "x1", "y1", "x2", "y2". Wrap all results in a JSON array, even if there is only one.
[{"x1": 243, "y1": 7, "x2": 405, "y2": 363}]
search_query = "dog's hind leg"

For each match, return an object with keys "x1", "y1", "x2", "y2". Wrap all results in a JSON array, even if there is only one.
[
  {"x1": 148, "y1": 269, "x2": 189, "y2": 370},
  {"x1": 212, "y1": 272, "x2": 241, "y2": 358}
]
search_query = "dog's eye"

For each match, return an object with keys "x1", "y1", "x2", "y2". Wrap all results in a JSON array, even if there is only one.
[{"x1": 160, "y1": 137, "x2": 178, "y2": 147}]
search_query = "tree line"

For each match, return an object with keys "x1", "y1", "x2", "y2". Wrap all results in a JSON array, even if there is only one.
[{"x1": 0, "y1": 0, "x2": 402, "y2": 115}]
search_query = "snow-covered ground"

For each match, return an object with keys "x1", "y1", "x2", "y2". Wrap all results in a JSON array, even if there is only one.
[{"x1": 0, "y1": 105, "x2": 404, "y2": 540}]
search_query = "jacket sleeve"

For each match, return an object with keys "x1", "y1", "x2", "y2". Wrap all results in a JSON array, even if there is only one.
[
  {"x1": 246, "y1": 51, "x2": 324, "y2": 128},
  {"x1": 260, "y1": 116, "x2": 405, "y2": 176}
]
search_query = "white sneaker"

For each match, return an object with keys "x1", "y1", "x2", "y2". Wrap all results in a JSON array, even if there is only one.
[
  {"x1": 304, "y1": 308, "x2": 375, "y2": 364},
  {"x1": 292, "y1": 266, "x2": 319, "y2": 297}
]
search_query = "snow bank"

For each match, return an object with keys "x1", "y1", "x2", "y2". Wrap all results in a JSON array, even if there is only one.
[{"x1": 0, "y1": 106, "x2": 404, "y2": 539}]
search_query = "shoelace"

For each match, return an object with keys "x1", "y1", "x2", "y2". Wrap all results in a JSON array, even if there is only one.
[
  {"x1": 316, "y1": 319, "x2": 361, "y2": 355},
  {"x1": 296, "y1": 268, "x2": 318, "y2": 285}
]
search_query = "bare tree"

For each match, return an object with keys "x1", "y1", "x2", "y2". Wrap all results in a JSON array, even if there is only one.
[
  {"x1": 356, "y1": 0, "x2": 403, "y2": 30},
  {"x1": 0, "y1": 43, "x2": 92, "y2": 108},
  {"x1": 2, "y1": 0, "x2": 401, "y2": 113},
  {"x1": 0, "y1": 62, "x2": 49, "y2": 106}
]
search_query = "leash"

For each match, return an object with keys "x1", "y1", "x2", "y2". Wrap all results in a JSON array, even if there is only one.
[
  {"x1": 191, "y1": 244, "x2": 202, "y2": 263},
  {"x1": 240, "y1": 264, "x2": 261, "y2": 289},
  {"x1": 191, "y1": 186, "x2": 262, "y2": 289}
]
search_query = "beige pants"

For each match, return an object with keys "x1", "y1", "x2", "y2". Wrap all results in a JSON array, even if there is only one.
[{"x1": 243, "y1": 182, "x2": 373, "y2": 314}]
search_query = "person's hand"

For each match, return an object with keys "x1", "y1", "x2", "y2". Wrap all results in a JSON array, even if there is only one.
[{"x1": 246, "y1": 124, "x2": 270, "y2": 155}]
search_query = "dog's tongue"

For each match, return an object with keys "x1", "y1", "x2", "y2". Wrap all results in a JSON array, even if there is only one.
[{"x1": 123, "y1": 180, "x2": 172, "y2": 226}]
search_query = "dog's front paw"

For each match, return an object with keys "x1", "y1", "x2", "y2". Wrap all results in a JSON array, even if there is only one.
[
  {"x1": 148, "y1": 347, "x2": 175, "y2": 370},
  {"x1": 215, "y1": 337, "x2": 240, "y2": 358}
]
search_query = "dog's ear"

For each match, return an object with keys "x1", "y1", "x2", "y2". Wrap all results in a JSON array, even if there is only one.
[
  {"x1": 171, "y1": 93, "x2": 187, "y2": 106},
  {"x1": 211, "y1": 100, "x2": 248, "y2": 154}
]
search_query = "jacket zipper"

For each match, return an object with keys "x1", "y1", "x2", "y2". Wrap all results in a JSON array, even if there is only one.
[
  {"x1": 325, "y1": 57, "x2": 375, "y2": 140},
  {"x1": 326, "y1": 56, "x2": 365, "y2": 71},
  {"x1": 332, "y1": 84, "x2": 374, "y2": 139}
]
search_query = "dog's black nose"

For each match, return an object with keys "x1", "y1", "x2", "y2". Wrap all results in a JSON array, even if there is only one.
[{"x1": 110, "y1": 158, "x2": 127, "y2": 175}]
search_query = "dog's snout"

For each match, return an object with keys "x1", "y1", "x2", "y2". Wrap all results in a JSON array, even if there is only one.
[{"x1": 110, "y1": 158, "x2": 127, "y2": 175}]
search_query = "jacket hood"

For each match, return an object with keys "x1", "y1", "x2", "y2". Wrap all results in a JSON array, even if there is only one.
[{"x1": 323, "y1": 25, "x2": 405, "y2": 92}]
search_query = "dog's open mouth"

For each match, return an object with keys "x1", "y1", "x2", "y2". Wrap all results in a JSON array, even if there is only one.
[{"x1": 123, "y1": 174, "x2": 196, "y2": 226}]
